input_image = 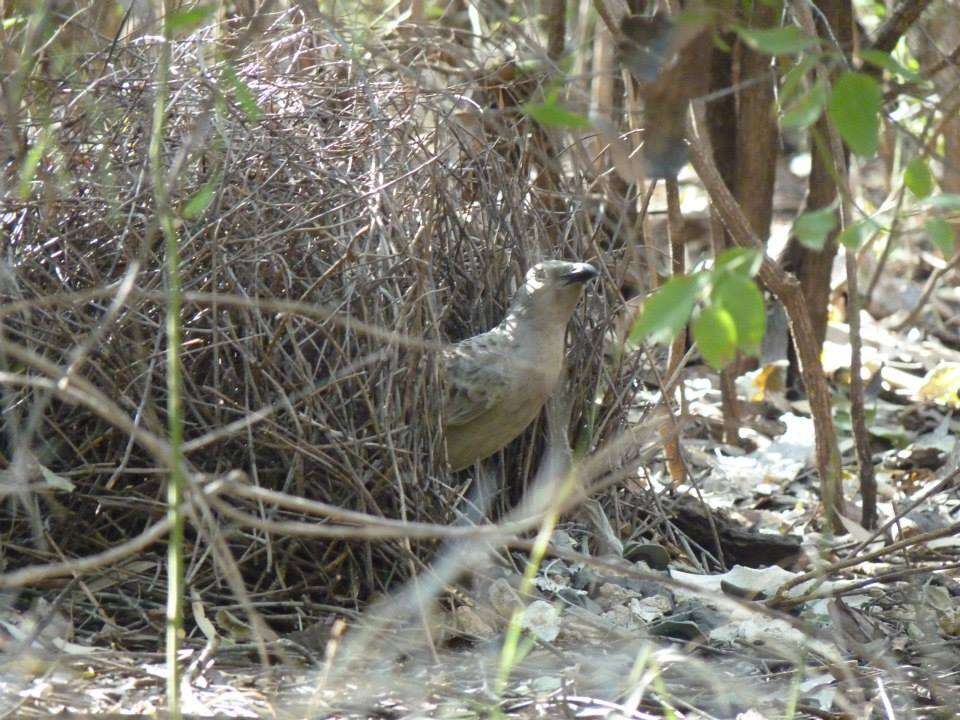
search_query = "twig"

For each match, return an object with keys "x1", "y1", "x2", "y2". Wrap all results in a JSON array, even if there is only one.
[{"x1": 894, "y1": 251, "x2": 960, "y2": 331}]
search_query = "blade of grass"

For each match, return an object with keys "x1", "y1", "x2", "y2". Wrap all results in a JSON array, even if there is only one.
[{"x1": 149, "y1": 2, "x2": 185, "y2": 717}]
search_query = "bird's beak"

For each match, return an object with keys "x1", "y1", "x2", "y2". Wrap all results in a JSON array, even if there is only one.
[{"x1": 562, "y1": 263, "x2": 599, "y2": 285}]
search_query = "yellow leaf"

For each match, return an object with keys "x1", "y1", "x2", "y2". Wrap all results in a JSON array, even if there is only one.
[{"x1": 917, "y1": 362, "x2": 960, "y2": 408}]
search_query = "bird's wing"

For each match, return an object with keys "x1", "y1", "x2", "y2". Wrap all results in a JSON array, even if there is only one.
[{"x1": 442, "y1": 334, "x2": 513, "y2": 427}]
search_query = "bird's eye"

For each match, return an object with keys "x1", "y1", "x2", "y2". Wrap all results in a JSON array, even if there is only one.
[{"x1": 535, "y1": 269, "x2": 546, "y2": 281}]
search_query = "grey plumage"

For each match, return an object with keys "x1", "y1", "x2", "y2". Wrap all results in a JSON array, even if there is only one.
[{"x1": 442, "y1": 260, "x2": 598, "y2": 471}]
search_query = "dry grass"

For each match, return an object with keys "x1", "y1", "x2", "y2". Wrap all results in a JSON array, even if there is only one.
[{"x1": 0, "y1": 7, "x2": 661, "y2": 643}]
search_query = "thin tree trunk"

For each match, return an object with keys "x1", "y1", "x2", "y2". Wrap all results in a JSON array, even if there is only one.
[
  {"x1": 665, "y1": 178, "x2": 687, "y2": 485},
  {"x1": 545, "y1": 0, "x2": 566, "y2": 61},
  {"x1": 780, "y1": 0, "x2": 853, "y2": 390}
]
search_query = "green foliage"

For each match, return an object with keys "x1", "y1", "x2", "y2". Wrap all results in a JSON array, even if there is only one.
[
  {"x1": 827, "y1": 71, "x2": 882, "y2": 157},
  {"x1": 166, "y1": 4, "x2": 216, "y2": 34},
  {"x1": 904, "y1": 156, "x2": 935, "y2": 198},
  {"x1": 182, "y1": 185, "x2": 215, "y2": 219},
  {"x1": 734, "y1": 25, "x2": 817, "y2": 55},
  {"x1": 629, "y1": 248, "x2": 766, "y2": 369},
  {"x1": 629, "y1": 273, "x2": 707, "y2": 345},
  {"x1": 693, "y1": 306, "x2": 737, "y2": 368},
  {"x1": 781, "y1": 79, "x2": 826, "y2": 129},
  {"x1": 924, "y1": 194, "x2": 960, "y2": 210},
  {"x1": 713, "y1": 274, "x2": 766, "y2": 356},
  {"x1": 926, "y1": 217, "x2": 956, "y2": 258},
  {"x1": 222, "y1": 66, "x2": 262, "y2": 122},
  {"x1": 523, "y1": 90, "x2": 590, "y2": 129},
  {"x1": 793, "y1": 202, "x2": 838, "y2": 250},
  {"x1": 715, "y1": 247, "x2": 763, "y2": 277},
  {"x1": 838, "y1": 218, "x2": 880, "y2": 249},
  {"x1": 780, "y1": 55, "x2": 820, "y2": 106},
  {"x1": 16, "y1": 132, "x2": 49, "y2": 199},
  {"x1": 859, "y1": 49, "x2": 919, "y2": 81}
]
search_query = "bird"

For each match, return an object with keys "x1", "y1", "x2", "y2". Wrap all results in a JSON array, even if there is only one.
[{"x1": 441, "y1": 260, "x2": 599, "y2": 472}]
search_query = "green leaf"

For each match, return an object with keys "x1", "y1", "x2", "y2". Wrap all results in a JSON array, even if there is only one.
[
  {"x1": 693, "y1": 306, "x2": 738, "y2": 369},
  {"x1": 222, "y1": 65, "x2": 261, "y2": 121},
  {"x1": 780, "y1": 55, "x2": 820, "y2": 107},
  {"x1": 714, "y1": 274, "x2": 766, "y2": 355},
  {"x1": 923, "y1": 194, "x2": 960, "y2": 210},
  {"x1": 838, "y1": 218, "x2": 879, "y2": 249},
  {"x1": 182, "y1": 184, "x2": 215, "y2": 219},
  {"x1": 926, "y1": 217, "x2": 956, "y2": 258},
  {"x1": 524, "y1": 97, "x2": 591, "y2": 129},
  {"x1": 735, "y1": 25, "x2": 817, "y2": 55},
  {"x1": 16, "y1": 146, "x2": 43, "y2": 199},
  {"x1": 781, "y1": 78, "x2": 827, "y2": 129},
  {"x1": 827, "y1": 71, "x2": 882, "y2": 157},
  {"x1": 793, "y1": 202, "x2": 838, "y2": 250},
  {"x1": 904, "y1": 156, "x2": 935, "y2": 198},
  {"x1": 39, "y1": 464, "x2": 75, "y2": 492},
  {"x1": 166, "y1": 4, "x2": 215, "y2": 33},
  {"x1": 16, "y1": 131, "x2": 49, "y2": 199},
  {"x1": 859, "y1": 49, "x2": 919, "y2": 81},
  {"x1": 628, "y1": 273, "x2": 706, "y2": 345},
  {"x1": 715, "y1": 247, "x2": 762, "y2": 277}
]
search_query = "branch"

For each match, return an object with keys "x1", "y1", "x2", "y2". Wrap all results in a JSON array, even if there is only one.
[
  {"x1": 870, "y1": 0, "x2": 934, "y2": 53},
  {"x1": 686, "y1": 112, "x2": 846, "y2": 532}
]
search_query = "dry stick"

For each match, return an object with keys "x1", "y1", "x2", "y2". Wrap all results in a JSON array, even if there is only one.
[
  {"x1": 851, "y1": 468, "x2": 960, "y2": 557},
  {"x1": 845, "y1": 249, "x2": 878, "y2": 526},
  {"x1": 792, "y1": 0, "x2": 876, "y2": 530},
  {"x1": 793, "y1": 561, "x2": 960, "y2": 606},
  {"x1": 637, "y1": 180, "x2": 660, "y2": 292},
  {"x1": 915, "y1": 43, "x2": 960, "y2": 84},
  {"x1": 0, "y1": 516, "x2": 173, "y2": 590},
  {"x1": 0, "y1": 288, "x2": 440, "y2": 353},
  {"x1": 697, "y1": 60, "x2": 744, "y2": 448},
  {"x1": 0, "y1": 404, "x2": 668, "y2": 591},
  {"x1": 894, "y1": 251, "x2": 960, "y2": 332},
  {"x1": 862, "y1": 185, "x2": 906, "y2": 310},
  {"x1": 769, "y1": 520, "x2": 960, "y2": 609},
  {"x1": 685, "y1": 129, "x2": 846, "y2": 532},
  {"x1": 0, "y1": 349, "x2": 175, "y2": 467},
  {"x1": 663, "y1": 179, "x2": 687, "y2": 485},
  {"x1": 0, "y1": 345, "x2": 274, "y2": 663},
  {"x1": 214, "y1": 476, "x2": 540, "y2": 539},
  {"x1": 845, "y1": 236, "x2": 877, "y2": 528},
  {"x1": 706, "y1": 196, "x2": 742, "y2": 447}
]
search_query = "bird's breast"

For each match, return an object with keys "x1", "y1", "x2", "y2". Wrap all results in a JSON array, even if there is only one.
[{"x1": 444, "y1": 335, "x2": 564, "y2": 471}]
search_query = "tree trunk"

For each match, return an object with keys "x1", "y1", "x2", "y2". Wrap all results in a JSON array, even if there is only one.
[{"x1": 780, "y1": 0, "x2": 853, "y2": 385}]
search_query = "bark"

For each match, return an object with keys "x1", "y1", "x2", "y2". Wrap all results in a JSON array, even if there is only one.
[
  {"x1": 780, "y1": 0, "x2": 853, "y2": 384},
  {"x1": 872, "y1": 0, "x2": 935, "y2": 53},
  {"x1": 705, "y1": 38, "x2": 741, "y2": 446},
  {"x1": 545, "y1": 0, "x2": 566, "y2": 61},
  {"x1": 733, "y1": 2, "x2": 778, "y2": 239},
  {"x1": 688, "y1": 131, "x2": 846, "y2": 533},
  {"x1": 665, "y1": 178, "x2": 687, "y2": 484}
]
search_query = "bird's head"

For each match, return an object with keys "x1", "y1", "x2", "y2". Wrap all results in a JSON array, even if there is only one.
[{"x1": 507, "y1": 260, "x2": 599, "y2": 326}]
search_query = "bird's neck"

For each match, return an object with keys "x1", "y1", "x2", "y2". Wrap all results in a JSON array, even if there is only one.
[{"x1": 499, "y1": 307, "x2": 571, "y2": 354}]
